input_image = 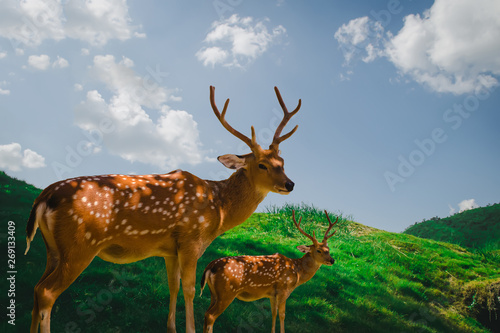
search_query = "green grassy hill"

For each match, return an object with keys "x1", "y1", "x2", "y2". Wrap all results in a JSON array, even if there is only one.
[
  {"x1": 404, "y1": 204, "x2": 500, "y2": 250},
  {"x1": 0, "y1": 171, "x2": 41, "y2": 222},
  {"x1": 1, "y1": 174, "x2": 499, "y2": 332}
]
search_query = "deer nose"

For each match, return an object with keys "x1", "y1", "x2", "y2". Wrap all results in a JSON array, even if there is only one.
[
  {"x1": 330, "y1": 258, "x2": 335, "y2": 264},
  {"x1": 285, "y1": 180, "x2": 294, "y2": 192}
]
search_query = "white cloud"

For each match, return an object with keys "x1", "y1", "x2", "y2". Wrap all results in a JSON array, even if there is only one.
[
  {"x1": 0, "y1": 81, "x2": 10, "y2": 95},
  {"x1": 0, "y1": 0, "x2": 65, "y2": 48},
  {"x1": 74, "y1": 55, "x2": 204, "y2": 170},
  {"x1": 196, "y1": 47, "x2": 228, "y2": 68},
  {"x1": 0, "y1": 51, "x2": 6, "y2": 59},
  {"x1": 449, "y1": 199, "x2": 480, "y2": 215},
  {"x1": 458, "y1": 199, "x2": 479, "y2": 213},
  {"x1": 64, "y1": 0, "x2": 143, "y2": 46},
  {"x1": 0, "y1": 143, "x2": 46, "y2": 171},
  {"x1": 197, "y1": 14, "x2": 286, "y2": 68},
  {"x1": 0, "y1": 0, "x2": 143, "y2": 48},
  {"x1": 335, "y1": 0, "x2": 500, "y2": 95},
  {"x1": 134, "y1": 31, "x2": 146, "y2": 39},
  {"x1": 74, "y1": 83, "x2": 83, "y2": 91},
  {"x1": 28, "y1": 54, "x2": 51, "y2": 70},
  {"x1": 81, "y1": 48, "x2": 90, "y2": 56},
  {"x1": 334, "y1": 16, "x2": 384, "y2": 65},
  {"x1": 52, "y1": 55, "x2": 69, "y2": 68},
  {"x1": 89, "y1": 55, "x2": 169, "y2": 109},
  {"x1": 22, "y1": 148, "x2": 47, "y2": 168}
]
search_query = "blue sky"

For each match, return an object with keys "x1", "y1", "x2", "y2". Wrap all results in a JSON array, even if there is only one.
[{"x1": 1, "y1": 0, "x2": 499, "y2": 232}]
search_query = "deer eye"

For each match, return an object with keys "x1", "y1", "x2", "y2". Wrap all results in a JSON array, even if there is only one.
[
  {"x1": 258, "y1": 164, "x2": 268, "y2": 170},
  {"x1": 316, "y1": 249, "x2": 322, "y2": 253}
]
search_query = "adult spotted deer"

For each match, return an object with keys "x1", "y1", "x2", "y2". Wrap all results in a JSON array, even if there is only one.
[
  {"x1": 200, "y1": 210, "x2": 338, "y2": 333},
  {"x1": 25, "y1": 86, "x2": 301, "y2": 333}
]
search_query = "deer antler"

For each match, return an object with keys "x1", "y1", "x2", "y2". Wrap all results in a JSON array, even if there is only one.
[
  {"x1": 270, "y1": 87, "x2": 301, "y2": 150},
  {"x1": 292, "y1": 210, "x2": 318, "y2": 244},
  {"x1": 322, "y1": 210, "x2": 338, "y2": 244},
  {"x1": 210, "y1": 86, "x2": 257, "y2": 149}
]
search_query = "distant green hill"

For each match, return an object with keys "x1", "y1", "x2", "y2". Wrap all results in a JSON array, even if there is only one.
[
  {"x1": 0, "y1": 170, "x2": 41, "y2": 222},
  {"x1": 404, "y1": 204, "x2": 500, "y2": 250},
  {"x1": 0, "y1": 173, "x2": 498, "y2": 332}
]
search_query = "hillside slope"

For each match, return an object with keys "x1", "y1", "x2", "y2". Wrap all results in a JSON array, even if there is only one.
[
  {"x1": 0, "y1": 170, "x2": 41, "y2": 221},
  {"x1": 0, "y1": 174, "x2": 499, "y2": 332},
  {"x1": 404, "y1": 204, "x2": 500, "y2": 249}
]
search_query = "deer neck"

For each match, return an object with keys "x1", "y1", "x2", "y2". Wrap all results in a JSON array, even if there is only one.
[
  {"x1": 294, "y1": 253, "x2": 322, "y2": 285},
  {"x1": 212, "y1": 169, "x2": 268, "y2": 233}
]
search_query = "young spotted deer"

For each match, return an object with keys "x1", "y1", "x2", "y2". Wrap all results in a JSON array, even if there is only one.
[
  {"x1": 25, "y1": 86, "x2": 301, "y2": 333},
  {"x1": 201, "y1": 210, "x2": 338, "y2": 333}
]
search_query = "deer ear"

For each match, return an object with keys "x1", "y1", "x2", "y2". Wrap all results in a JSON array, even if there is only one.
[
  {"x1": 218, "y1": 154, "x2": 248, "y2": 170},
  {"x1": 297, "y1": 245, "x2": 311, "y2": 253}
]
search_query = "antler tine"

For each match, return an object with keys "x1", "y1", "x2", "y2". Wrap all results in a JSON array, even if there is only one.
[
  {"x1": 210, "y1": 86, "x2": 256, "y2": 149},
  {"x1": 292, "y1": 210, "x2": 317, "y2": 244},
  {"x1": 322, "y1": 210, "x2": 339, "y2": 243},
  {"x1": 271, "y1": 87, "x2": 301, "y2": 149}
]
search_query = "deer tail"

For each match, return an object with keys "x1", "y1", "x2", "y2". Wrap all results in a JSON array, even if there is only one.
[
  {"x1": 25, "y1": 200, "x2": 45, "y2": 255},
  {"x1": 200, "y1": 266, "x2": 211, "y2": 297}
]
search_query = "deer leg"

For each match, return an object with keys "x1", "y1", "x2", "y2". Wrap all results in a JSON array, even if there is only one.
[
  {"x1": 32, "y1": 254, "x2": 95, "y2": 333},
  {"x1": 203, "y1": 293, "x2": 217, "y2": 333},
  {"x1": 165, "y1": 256, "x2": 180, "y2": 333},
  {"x1": 30, "y1": 248, "x2": 58, "y2": 333},
  {"x1": 270, "y1": 297, "x2": 278, "y2": 333},
  {"x1": 278, "y1": 298, "x2": 287, "y2": 333},
  {"x1": 203, "y1": 293, "x2": 235, "y2": 333},
  {"x1": 179, "y1": 253, "x2": 198, "y2": 333}
]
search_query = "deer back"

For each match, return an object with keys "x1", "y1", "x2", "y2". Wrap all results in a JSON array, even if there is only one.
[{"x1": 26, "y1": 170, "x2": 225, "y2": 261}]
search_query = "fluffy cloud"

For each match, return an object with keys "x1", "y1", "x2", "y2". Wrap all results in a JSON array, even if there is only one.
[
  {"x1": 449, "y1": 199, "x2": 480, "y2": 215},
  {"x1": 0, "y1": 81, "x2": 10, "y2": 95},
  {"x1": 64, "y1": 0, "x2": 144, "y2": 46},
  {"x1": 197, "y1": 14, "x2": 286, "y2": 68},
  {"x1": 0, "y1": 0, "x2": 65, "y2": 48},
  {"x1": 335, "y1": 0, "x2": 500, "y2": 94},
  {"x1": 28, "y1": 54, "x2": 51, "y2": 70},
  {"x1": 334, "y1": 16, "x2": 384, "y2": 64},
  {"x1": 458, "y1": 199, "x2": 479, "y2": 213},
  {"x1": 52, "y1": 55, "x2": 69, "y2": 68},
  {"x1": 27, "y1": 54, "x2": 69, "y2": 70},
  {"x1": 0, "y1": 143, "x2": 46, "y2": 171},
  {"x1": 197, "y1": 47, "x2": 228, "y2": 68},
  {"x1": 74, "y1": 55, "x2": 204, "y2": 170},
  {"x1": 0, "y1": 0, "x2": 143, "y2": 48}
]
